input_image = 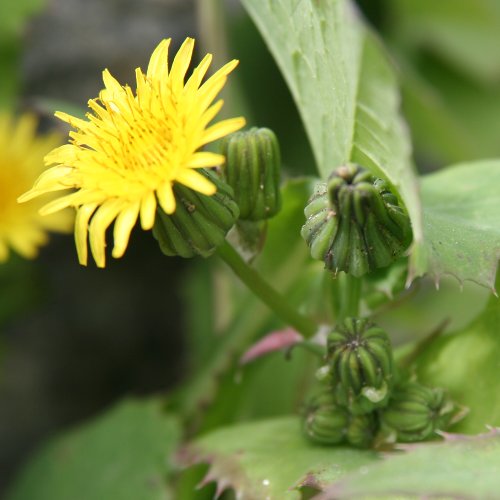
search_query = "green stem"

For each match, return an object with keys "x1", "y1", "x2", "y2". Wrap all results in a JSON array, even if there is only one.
[
  {"x1": 216, "y1": 241, "x2": 318, "y2": 338},
  {"x1": 338, "y1": 272, "x2": 362, "y2": 320},
  {"x1": 292, "y1": 340, "x2": 325, "y2": 358}
]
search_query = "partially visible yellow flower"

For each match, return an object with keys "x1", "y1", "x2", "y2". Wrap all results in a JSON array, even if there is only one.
[
  {"x1": 19, "y1": 37, "x2": 245, "y2": 268},
  {"x1": 0, "y1": 113, "x2": 72, "y2": 263}
]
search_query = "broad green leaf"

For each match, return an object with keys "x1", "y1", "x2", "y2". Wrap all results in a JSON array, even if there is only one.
[
  {"x1": 387, "y1": 0, "x2": 500, "y2": 84},
  {"x1": 320, "y1": 430, "x2": 500, "y2": 498},
  {"x1": 183, "y1": 416, "x2": 378, "y2": 499},
  {"x1": 414, "y1": 274, "x2": 500, "y2": 433},
  {"x1": 240, "y1": 0, "x2": 423, "y2": 246},
  {"x1": 415, "y1": 160, "x2": 500, "y2": 289},
  {"x1": 8, "y1": 398, "x2": 181, "y2": 500}
]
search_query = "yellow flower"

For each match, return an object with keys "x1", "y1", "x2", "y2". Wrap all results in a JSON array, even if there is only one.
[
  {"x1": 19, "y1": 37, "x2": 245, "y2": 268},
  {"x1": 0, "y1": 113, "x2": 72, "y2": 263}
]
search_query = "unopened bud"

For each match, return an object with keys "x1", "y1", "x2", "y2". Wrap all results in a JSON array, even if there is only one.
[
  {"x1": 303, "y1": 389, "x2": 378, "y2": 448},
  {"x1": 220, "y1": 127, "x2": 281, "y2": 221},
  {"x1": 380, "y1": 381, "x2": 458, "y2": 443},
  {"x1": 346, "y1": 413, "x2": 378, "y2": 448},
  {"x1": 301, "y1": 164, "x2": 412, "y2": 277},
  {"x1": 303, "y1": 390, "x2": 349, "y2": 445},
  {"x1": 326, "y1": 317, "x2": 394, "y2": 415}
]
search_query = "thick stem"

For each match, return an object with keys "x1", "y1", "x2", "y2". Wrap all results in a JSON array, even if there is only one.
[
  {"x1": 216, "y1": 241, "x2": 318, "y2": 338},
  {"x1": 337, "y1": 272, "x2": 362, "y2": 320}
]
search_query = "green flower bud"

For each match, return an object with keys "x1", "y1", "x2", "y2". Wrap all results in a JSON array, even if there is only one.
[
  {"x1": 346, "y1": 413, "x2": 378, "y2": 448},
  {"x1": 326, "y1": 317, "x2": 394, "y2": 415},
  {"x1": 303, "y1": 390, "x2": 349, "y2": 445},
  {"x1": 380, "y1": 382, "x2": 457, "y2": 443},
  {"x1": 301, "y1": 164, "x2": 412, "y2": 277},
  {"x1": 220, "y1": 127, "x2": 281, "y2": 221},
  {"x1": 153, "y1": 169, "x2": 239, "y2": 258},
  {"x1": 303, "y1": 390, "x2": 378, "y2": 448}
]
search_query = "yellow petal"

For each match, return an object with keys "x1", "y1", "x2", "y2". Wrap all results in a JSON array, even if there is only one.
[
  {"x1": 112, "y1": 202, "x2": 140, "y2": 258},
  {"x1": 209, "y1": 59, "x2": 239, "y2": 80},
  {"x1": 169, "y1": 37, "x2": 195, "y2": 90},
  {"x1": 194, "y1": 60, "x2": 239, "y2": 110},
  {"x1": 75, "y1": 203, "x2": 98, "y2": 266},
  {"x1": 184, "y1": 53, "x2": 213, "y2": 93},
  {"x1": 200, "y1": 117, "x2": 246, "y2": 146},
  {"x1": 31, "y1": 165, "x2": 74, "y2": 192},
  {"x1": 39, "y1": 191, "x2": 83, "y2": 215},
  {"x1": 157, "y1": 182, "x2": 176, "y2": 214},
  {"x1": 175, "y1": 169, "x2": 216, "y2": 195},
  {"x1": 194, "y1": 76, "x2": 229, "y2": 115},
  {"x1": 140, "y1": 191, "x2": 157, "y2": 230},
  {"x1": 45, "y1": 144, "x2": 79, "y2": 166},
  {"x1": 102, "y1": 69, "x2": 124, "y2": 97},
  {"x1": 147, "y1": 38, "x2": 171, "y2": 80},
  {"x1": 198, "y1": 100, "x2": 224, "y2": 128},
  {"x1": 185, "y1": 152, "x2": 225, "y2": 169},
  {"x1": 135, "y1": 68, "x2": 152, "y2": 110},
  {"x1": 89, "y1": 199, "x2": 123, "y2": 268},
  {"x1": 54, "y1": 112, "x2": 88, "y2": 130}
]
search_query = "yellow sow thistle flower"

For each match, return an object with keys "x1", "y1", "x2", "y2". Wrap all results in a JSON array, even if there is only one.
[
  {"x1": 19, "y1": 37, "x2": 245, "y2": 268},
  {"x1": 0, "y1": 113, "x2": 72, "y2": 263}
]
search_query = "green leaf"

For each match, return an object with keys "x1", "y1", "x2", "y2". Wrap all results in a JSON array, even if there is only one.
[
  {"x1": 182, "y1": 416, "x2": 378, "y2": 499},
  {"x1": 388, "y1": 0, "x2": 500, "y2": 84},
  {"x1": 8, "y1": 398, "x2": 181, "y2": 500},
  {"x1": 414, "y1": 274, "x2": 500, "y2": 434},
  {"x1": 320, "y1": 430, "x2": 500, "y2": 498},
  {"x1": 240, "y1": 0, "x2": 423, "y2": 246},
  {"x1": 414, "y1": 160, "x2": 500, "y2": 289}
]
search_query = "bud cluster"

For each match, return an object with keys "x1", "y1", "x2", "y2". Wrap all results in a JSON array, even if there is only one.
[
  {"x1": 303, "y1": 318, "x2": 462, "y2": 448},
  {"x1": 301, "y1": 164, "x2": 412, "y2": 277}
]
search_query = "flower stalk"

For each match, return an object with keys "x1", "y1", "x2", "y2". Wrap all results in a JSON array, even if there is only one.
[
  {"x1": 216, "y1": 240, "x2": 318, "y2": 338},
  {"x1": 337, "y1": 272, "x2": 362, "y2": 321}
]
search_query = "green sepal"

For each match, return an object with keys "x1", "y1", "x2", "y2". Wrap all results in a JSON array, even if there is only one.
[
  {"x1": 152, "y1": 169, "x2": 239, "y2": 258},
  {"x1": 220, "y1": 127, "x2": 282, "y2": 221}
]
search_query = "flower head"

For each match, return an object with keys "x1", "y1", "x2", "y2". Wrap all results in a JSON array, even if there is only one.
[
  {"x1": 0, "y1": 113, "x2": 72, "y2": 263},
  {"x1": 19, "y1": 37, "x2": 245, "y2": 267}
]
